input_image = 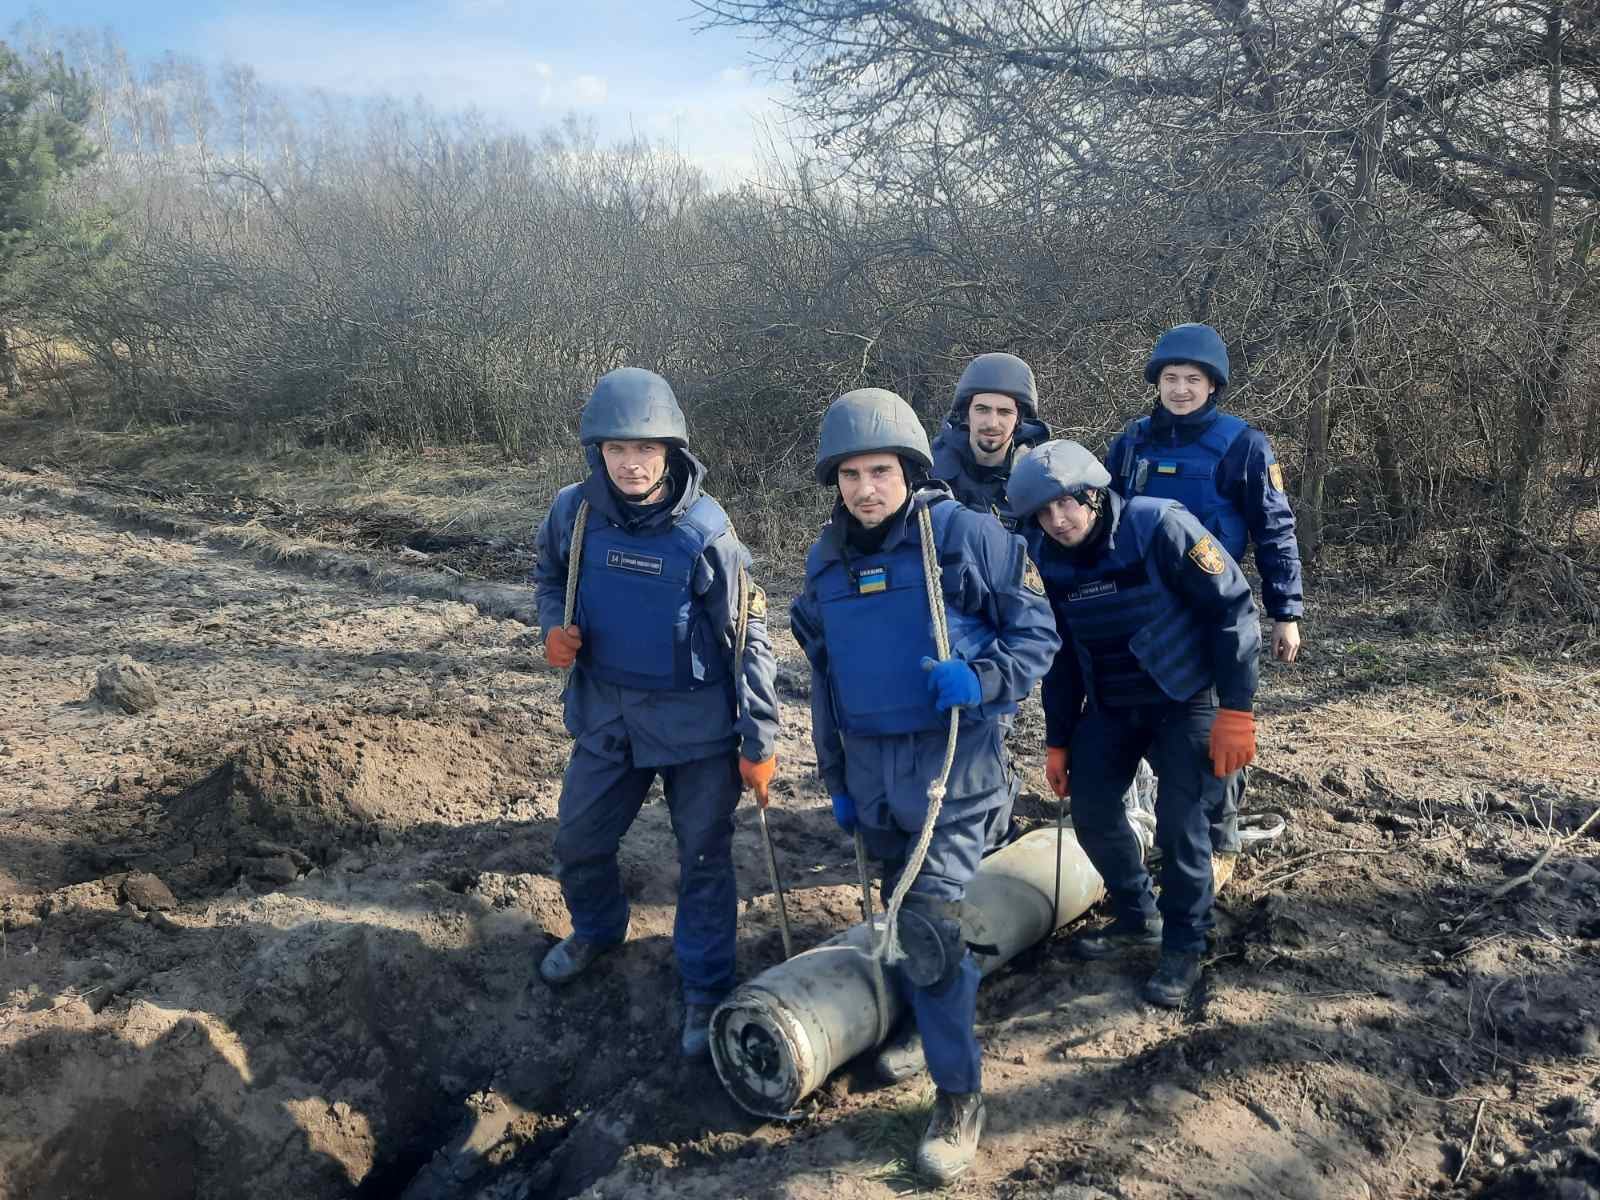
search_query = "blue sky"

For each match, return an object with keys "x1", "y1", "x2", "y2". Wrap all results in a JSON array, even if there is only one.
[{"x1": 13, "y1": 0, "x2": 794, "y2": 182}]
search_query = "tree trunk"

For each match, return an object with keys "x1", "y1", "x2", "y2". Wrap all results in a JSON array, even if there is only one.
[
  {"x1": 1371, "y1": 409, "x2": 1411, "y2": 554},
  {"x1": 1292, "y1": 0, "x2": 1400, "y2": 562},
  {"x1": 1505, "y1": 5, "x2": 1565, "y2": 542},
  {"x1": 0, "y1": 327, "x2": 23, "y2": 399},
  {"x1": 1297, "y1": 339, "x2": 1334, "y2": 558}
]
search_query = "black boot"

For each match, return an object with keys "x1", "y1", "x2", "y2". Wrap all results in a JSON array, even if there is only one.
[
  {"x1": 1142, "y1": 950, "x2": 1202, "y2": 1008},
  {"x1": 916, "y1": 1088, "x2": 986, "y2": 1184},
  {"x1": 1069, "y1": 915, "x2": 1162, "y2": 961},
  {"x1": 872, "y1": 1016, "x2": 926, "y2": 1084}
]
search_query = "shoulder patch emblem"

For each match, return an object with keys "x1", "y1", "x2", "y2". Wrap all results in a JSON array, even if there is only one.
[
  {"x1": 1268, "y1": 463, "x2": 1286, "y2": 492},
  {"x1": 1188, "y1": 535, "x2": 1226, "y2": 576},
  {"x1": 747, "y1": 584, "x2": 768, "y2": 620},
  {"x1": 1021, "y1": 556, "x2": 1045, "y2": 596}
]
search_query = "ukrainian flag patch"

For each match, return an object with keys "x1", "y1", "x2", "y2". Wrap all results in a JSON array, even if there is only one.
[
  {"x1": 1156, "y1": 461, "x2": 1179, "y2": 475},
  {"x1": 856, "y1": 566, "x2": 888, "y2": 595}
]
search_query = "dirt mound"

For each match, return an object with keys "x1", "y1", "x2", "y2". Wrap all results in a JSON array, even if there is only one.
[
  {"x1": 1477, "y1": 1094, "x2": 1600, "y2": 1198},
  {"x1": 12, "y1": 480, "x2": 1600, "y2": 1200},
  {"x1": 163, "y1": 707, "x2": 564, "y2": 867}
]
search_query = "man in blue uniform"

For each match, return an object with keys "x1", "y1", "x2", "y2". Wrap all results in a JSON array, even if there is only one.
[
  {"x1": 1105, "y1": 323, "x2": 1302, "y2": 883},
  {"x1": 1007, "y1": 440, "x2": 1261, "y2": 1007},
  {"x1": 791, "y1": 388, "x2": 1059, "y2": 1183},
  {"x1": 532, "y1": 367, "x2": 781, "y2": 1059},
  {"x1": 930, "y1": 352, "x2": 1051, "y2": 530}
]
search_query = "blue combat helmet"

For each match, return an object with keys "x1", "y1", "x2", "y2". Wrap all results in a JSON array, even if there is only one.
[
  {"x1": 1005, "y1": 440, "x2": 1112, "y2": 522},
  {"x1": 815, "y1": 388, "x2": 933, "y2": 484},
  {"x1": 579, "y1": 368, "x2": 688, "y2": 447},
  {"x1": 1144, "y1": 324, "x2": 1229, "y2": 390},
  {"x1": 953, "y1": 352, "x2": 1039, "y2": 420}
]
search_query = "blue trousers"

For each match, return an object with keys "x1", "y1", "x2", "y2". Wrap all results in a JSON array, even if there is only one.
[
  {"x1": 859, "y1": 800, "x2": 1013, "y2": 1094},
  {"x1": 553, "y1": 746, "x2": 740, "y2": 1005},
  {"x1": 1069, "y1": 694, "x2": 1233, "y2": 954},
  {"x1": 1215, "y1": 769, "x2": 1245, "y2": 854}
]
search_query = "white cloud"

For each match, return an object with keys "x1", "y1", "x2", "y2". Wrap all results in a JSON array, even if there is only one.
[
  {"x1": 571, "y1": 74, "x2": 608, "y2": 106},
  {"x1": 200, "y1": 20, "x2": 587, "y2": 115},
  {"x1": 192, "y1": 13, "x2": 791, "y2": 185},
  {"x1": 636, "y1": 75, "x2": 796, "y2": 186}
]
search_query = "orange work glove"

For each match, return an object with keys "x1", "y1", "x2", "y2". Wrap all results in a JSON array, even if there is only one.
[
  {"x1": 739, "y1": 755, "x2": 777, "y2": 806},
  {"x1": 1045, "y1": 746, "x2": 1070, "y2": 798},
  {"x1": 1209, "y1": 708, "x2": 1256, "y2": 777},
  {"x1": 544, "y1": 624, "x2": 583, "y2": 668}
]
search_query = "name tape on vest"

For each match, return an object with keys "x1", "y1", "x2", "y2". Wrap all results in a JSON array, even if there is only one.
[
  {"x1": 606, "y1": 548, "x2": 665, "y2": 576},
  {"x1": 1067, "y1": 580, "x2": 1118, "y2": 602}
]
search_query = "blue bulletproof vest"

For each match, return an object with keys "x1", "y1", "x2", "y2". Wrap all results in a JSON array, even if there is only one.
[
  {"x1": 1118, "y1": 412, "x2": 1249, "y2": 561},
  {"x1": 814, "y1": 502, "x2": 993, "y2": 736},
  {"x1": 575, "y1": 496, "x2": 730, "y2": 691},
  {"x1": 1035, "y1": 499, "x2": 1213, "y2": 709}
]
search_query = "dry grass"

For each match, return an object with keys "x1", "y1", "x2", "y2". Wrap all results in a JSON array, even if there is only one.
[
  {"x1": 0, "y1": 476, "x2": 541, "y2": 631},
  {"x1": 853, "y1": 1086, "x2": 936, "y2": 1192},
  {"x1": 11, "y1": 331, "x2": 92, "y2": 367},
  {"x1": 0, "y1": 396, "x2": 834, "y2": 583},
  {"x1": 0, "y1": 406, "x2": 580, "y2": 542}
]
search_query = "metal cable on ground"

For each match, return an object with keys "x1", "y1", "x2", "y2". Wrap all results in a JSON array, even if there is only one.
[
  {"x1": 1054, "y1": 797, "x2": 1065, "y2": 932},
  {"x1": 736, "y1": 562, "x2": 795, "y2": 959},
  {"x1": 854, "y1": 827, "x2": 889, "y2": 1048}
]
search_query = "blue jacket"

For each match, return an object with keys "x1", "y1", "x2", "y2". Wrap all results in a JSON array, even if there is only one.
[
  {"x1": 1028, "y1": 494, "x2": 1261, "y2": 749},
  {"x1": 791, "y1": 485, "x2": 1060, "y2": 829},
  {"x1": 1105, "y1": 406, "x2": 1303, "y2": 620},
  {"x1": 930, "y1": 413, "x2": 1051, "y2": 530},
  {"x1": 533, "y1": 448, "x2": 780, "y2": 767}
]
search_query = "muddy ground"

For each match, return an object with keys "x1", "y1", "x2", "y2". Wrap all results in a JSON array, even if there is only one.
[{"x1": 3, "y1": 466, "x2": 1599, "y2": 1200}]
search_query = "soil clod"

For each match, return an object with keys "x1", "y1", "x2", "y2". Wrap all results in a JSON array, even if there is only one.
[{"x1": 92, "y1": 656, "x2": 160, "y2": 713}]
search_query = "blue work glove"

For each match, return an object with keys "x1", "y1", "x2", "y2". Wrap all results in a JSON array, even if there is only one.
[
  {"x1": 921, "y1": 656, "x2": 982, "y2": 711},
  {"x1": 831, "y1": 793, "x2": 857, "y2": 833}
]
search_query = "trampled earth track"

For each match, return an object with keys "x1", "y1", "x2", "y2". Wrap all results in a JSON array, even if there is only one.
[{"x1": 3, "y1": 471, "x2": 1599, "y2": 1200}]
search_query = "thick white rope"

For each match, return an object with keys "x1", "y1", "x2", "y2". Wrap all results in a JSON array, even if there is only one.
[
  {"x1": 733, "y1": 562, "x2": 749, "y2": 668},
  {"x1": 562, "y1": 500, "x2": 589, "y2": 631},
  {"x1": 874, "y1": 504, "x2": 961, "y2": 975}
]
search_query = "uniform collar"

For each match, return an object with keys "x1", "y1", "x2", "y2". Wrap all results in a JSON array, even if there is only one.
[
  {"x1": 1149, "y1": 398, "x2": 1221, "y2": 443},
  {"x1": 1102, "y1": 491, "x2": 1129, "y2": 551}
]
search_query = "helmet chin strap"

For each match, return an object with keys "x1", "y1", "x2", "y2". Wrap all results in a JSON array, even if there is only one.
[
  {"x1": 621, "y1": 471, "x2": 670, "y2": 505},
  {"x1": 1070, "y1": 486, "x2": 1107, "y2": 542}
]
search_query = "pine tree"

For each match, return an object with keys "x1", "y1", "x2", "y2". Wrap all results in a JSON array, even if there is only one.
[{"x1": 0, "y1": 42, "x2": 98, "y2": 396}]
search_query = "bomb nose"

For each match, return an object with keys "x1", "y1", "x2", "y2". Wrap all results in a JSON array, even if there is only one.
[{"x1": 740, "y1": 1024, "x2": 782, "y2": 1080}]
